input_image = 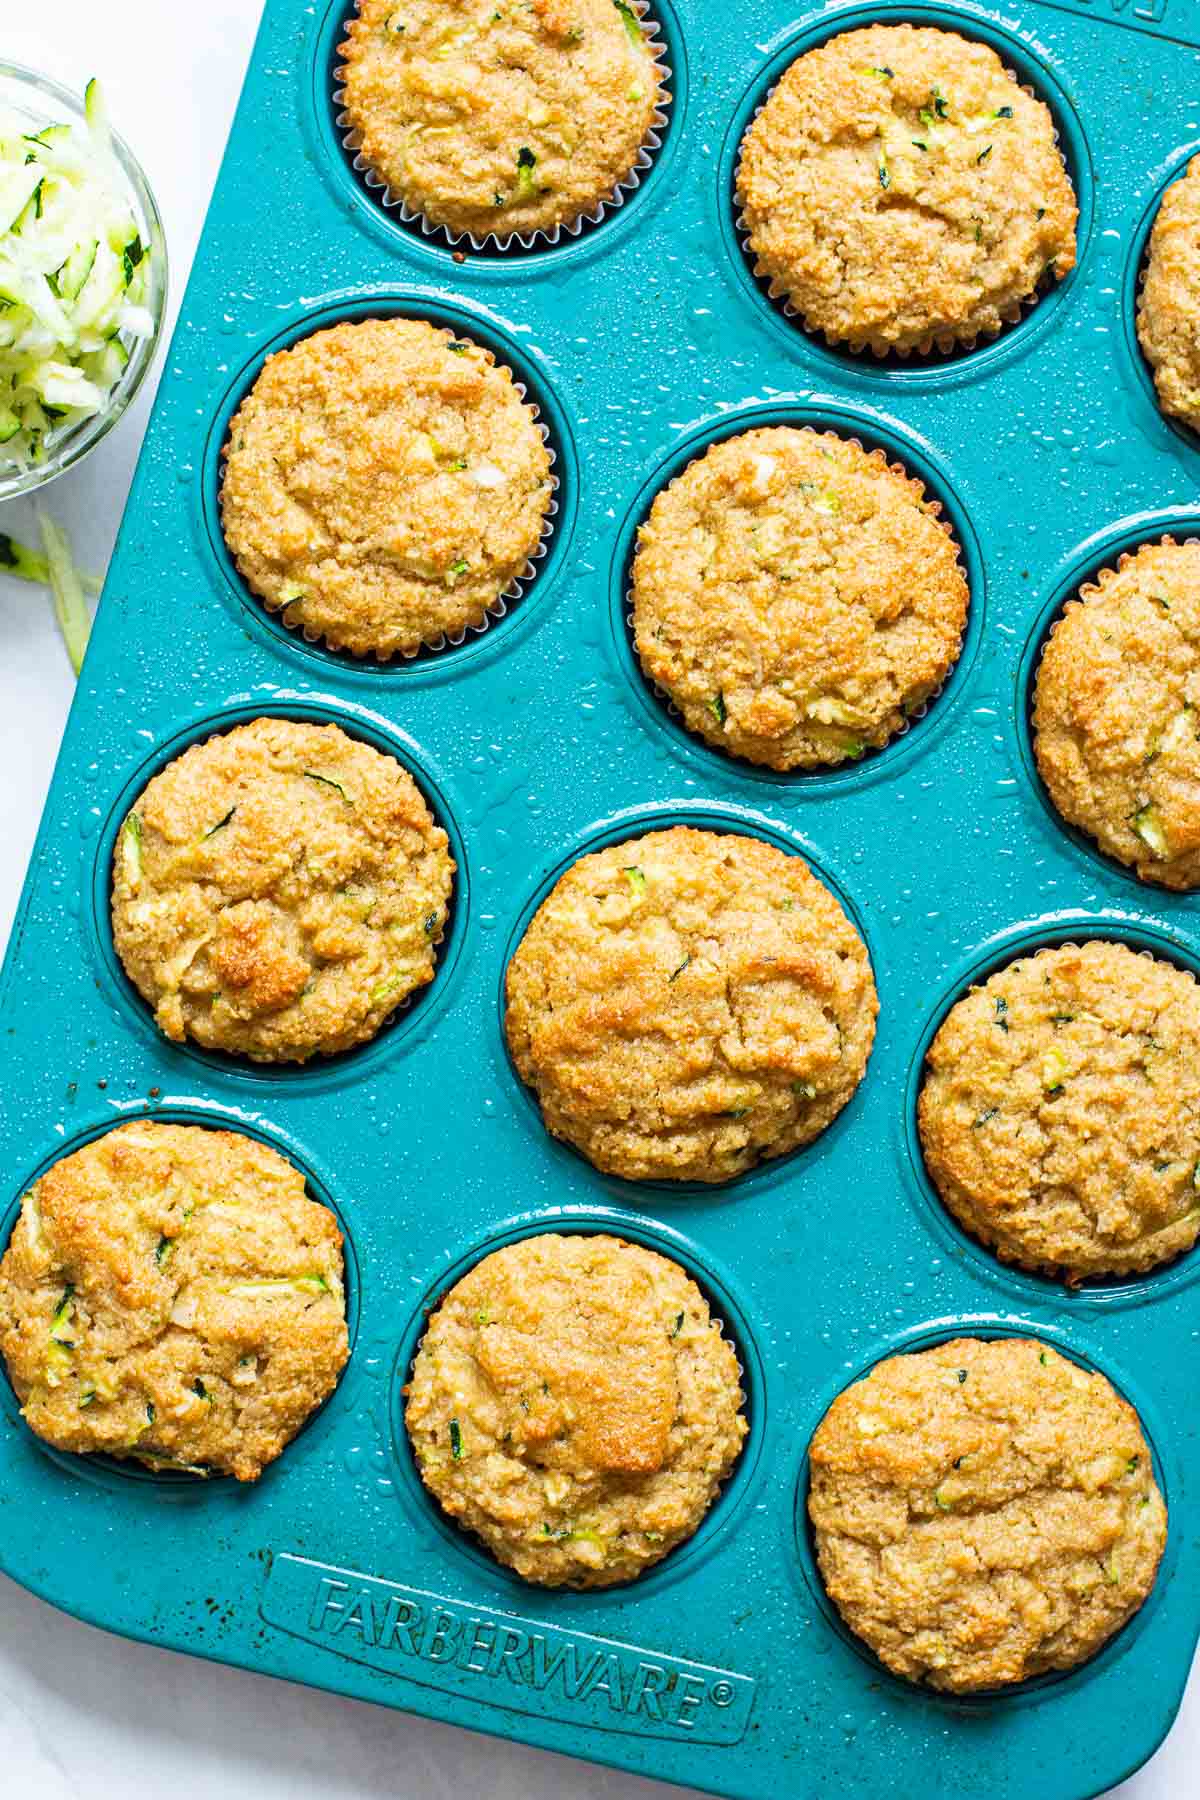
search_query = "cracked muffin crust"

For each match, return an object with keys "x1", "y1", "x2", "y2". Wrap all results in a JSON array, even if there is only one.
[
  {"x1": 808, "y1": 1337, "x2": 1167, "y2": 1692},
  {"x1": 504, "y1": 826, "x2": 878, "y2": 1181},
  {"x1": 631, "y1": 426, "x2": 969, "y2": 769},
  {"x1": 220, "y1": 318, "x2": 553, "y2": 660},
  {"x1": 918, "y1": 940, "x2": 1200, "y2": 1280},
  {"x1": 405, "y1": 1232, "x2": 747, "y2": 1586},
  {"x1": 0, "y1": 1122, "x2": 349, "y2": 1481},
  {"x1": 339, "y1": 0, "x2": 664, "y2": 242},
  {"x1": 1137, "y1": 155, "x2": 1200, "y2": 433},
  {"x1": 736, "y1": 24, "x2": 1077, "y2": 355},
  {"x1": 1034, "y1": 538, "x2": 1200, "y2": 890},
  {"x1": 111, "y1": 716, "x2": 455, "y2": 1064}
]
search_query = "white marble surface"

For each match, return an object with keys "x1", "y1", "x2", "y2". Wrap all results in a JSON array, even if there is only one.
[{"x1": 0, "y1": 4, "x2": 1195, "y2": 1794}]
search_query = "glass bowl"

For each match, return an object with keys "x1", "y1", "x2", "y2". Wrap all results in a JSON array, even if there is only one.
[{"x1": 0, "y1": 60, "x2": 168, "y2": 502}]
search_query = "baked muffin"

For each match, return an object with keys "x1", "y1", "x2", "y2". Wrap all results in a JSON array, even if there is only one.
[
  {"x1": 221, "y1": 318, "x2": 553, "y2": 660},
  {"x1": 631, "y1": 426, "x2": 968, "y2": 768},
  {"x1": 1137, "y1": 156, "x2": 1200, "y2": 432},
  {"x1": 0, "y1": 1122, "x2": 349, "y2": 1481},
  {"x1": 405, "y1": 1233, "x2": 746, "y2": 1586},
  {"x1": 736, "y1": 24, "x2": 1077, "y2": 355},
  {"x1": 918, "y1": 940, "x2": 1200, "y2": 1280},
  {"x1": 809, "y1": 1337, "x2": 1167, "y2": 1692},
  {"x1": 112, "y1": 716, "x2": 455, "y2": 1063},
  {"x1": 339, "y1": 0, "x2": 664, "y2": 241},
  {"x1": 1033, "y1": 538, "x2": 1200, "y2": 890},
  {"x1": 504, "y1": 826, "x2": 878, "y2": 1181}
]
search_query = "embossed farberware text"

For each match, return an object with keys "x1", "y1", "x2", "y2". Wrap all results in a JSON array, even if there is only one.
[{"x1": 261, "y1": 1554, "x2": 755, "y2": 1744}]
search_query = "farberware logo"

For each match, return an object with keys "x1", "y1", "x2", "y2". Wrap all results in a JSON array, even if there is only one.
[
  {"x1": 1031, "y1": 0, "x2": 1197, "y2": 46},
  {"x1": 260, "y1": 1554, "x2": 755, "y2": 1744}
]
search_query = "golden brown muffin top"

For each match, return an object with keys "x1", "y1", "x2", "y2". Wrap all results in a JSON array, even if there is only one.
[
  {"x1": 405, "y1": 1233, "x2": 746, "y2": 1585},
  {"x1": 632, "y1": 427, "x2": 968, "y2": 769},
  {"x1": 1137, "y1": 155, "x2": 1200, "y2": 432},
  {"x1": 919, "y1": 940, "x2": 1200, "y2": 1279},
  {"x1": 1034, "y1": 539, "x2": 1200, "y2": 890},
  {"x1": 809, "y1": 1337, "x2": 1167, "y2": 1691},
  {"x1": 221, "y1": 318, "x2": 552, "y2": 660},
  {"x1": 340, "y1": 0, "x2": 663, "y2": 240},
  {"x1": 111, "y1": 717, "x2": 454, "y2": 1063},
  {"x1": 504, "y1": 826, "x2": 877, "y2": 1181},
  {"x1": 0, "y1": 1122, "x2": 349, "y2": 1482},
  {"x1": 737, "y1": 25, "x2": 1077, "y2": 353}
]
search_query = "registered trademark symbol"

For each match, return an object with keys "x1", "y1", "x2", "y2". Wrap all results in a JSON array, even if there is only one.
[{"x1": 710, "y1": 1681, "x2": 735, "y2": 1707}]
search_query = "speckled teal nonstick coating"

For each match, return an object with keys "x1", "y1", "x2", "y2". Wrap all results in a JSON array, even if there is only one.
[{"x1": 2, "y1": 2, "x2": 1200, "y2": 1796}]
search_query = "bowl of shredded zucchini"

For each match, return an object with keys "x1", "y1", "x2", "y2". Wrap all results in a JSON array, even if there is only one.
[{"x1": 0, "y1": 62, "x2": 166, "y2": 499}]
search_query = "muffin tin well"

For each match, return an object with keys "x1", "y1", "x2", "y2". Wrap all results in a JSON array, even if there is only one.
[
  {"x1": 1121, "y1": 142, "x2": 1200, "y2": 453},
  {"x1": 900, "y1": 913, "x2": 1200, "y2": 1310},
  {"x1": 0, "y1": 1102, "x2": 362, "y2": 1493},
  {"x1": 495, "y1": 799, "x2": 876, "y2": 1196},
  {"x1": 3, "y1": 1, "x2": 1200, "y2": 1797},
  {"x1": 387, "y1": 1206, "x2": 768, "y2": 1599},
  {"x1": 85, "y1": 696, "x2": 472, "y2": 1090},
  {"x1": 311, "y1": 0, "x2": 691, "y2": 271},
  {"x1": 607, "y1": 395, "x2": 986, "y2": 789},
  {"x1": 200, "y1": 292, "x2": 578, "y2": 680},
  {"x1": 717, "y1": 0, "x2": 1096, "y2": 387},
  {"x1": 789, "y1": 1315, "x2": 1178, "y2": 1705},
  {"x1": 1014, "y1": 508, "x2": 1200, "y2": 887}
]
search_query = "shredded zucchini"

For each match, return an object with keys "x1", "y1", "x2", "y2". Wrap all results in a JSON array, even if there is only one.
[
  {"x1": 120, "y1": 812, "x2": 143, "y2": 887},
  {"x1": 0, "y1": 529, "x2": 48, "y2": 582},
  {"x1": 0, "y1": 528, "x2": 100, "y2": 591},
  {"x1": 515, "y1": 146, "x2": 537, "y2": 199},
  {"x1": 0, "y1": 79, "x2": 156, "y2": 471},
  {"x1": 37, "y1": 508, "x2": 91, "y2": 672},
  {"x1": 1132, "y1": 803, "x2": 1169, "y2": 858},
  {"x1": 613, "y1": 0, "x2": 643, "y2": 46}
]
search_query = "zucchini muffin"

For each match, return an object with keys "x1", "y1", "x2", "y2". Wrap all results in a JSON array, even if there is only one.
[
  {"x1": 808, "y1": 1337, "x2": 1167, "y2": 1692},
  {"x1": 504, "y1": 826, "x2": 878, "y2": 1182},
  {"x1": 220, "y1": 318, "x2": 553, "y2": 660},
  {"x1": 339, "y1": 0, "x2": 664, "y2": 242},
  {"x1": 631, "y1": 426, "x2": 969, "y2": 769},
  {"x1": 405, "y1": 1232, "x2": 746, "y2": 1586},
  {"x1": 0, "y1": 1122, "x2": 349, "y2": 1482},
  {"x1": 918, "y1": 940, "x2": 1200, "y2": 1281},
  {"x1": 1033, "y1": 538, "x2": 1200, "y2": 890},
  {"x1": 1137, "y1": 156, "x2": 1200, "y2": 432},
  {"x1": 111, "y1": 716, "x2": 455, "y2": 1063},
  {"x1": 736, "y1": 24, "x2": 1077, "y2": 355}
]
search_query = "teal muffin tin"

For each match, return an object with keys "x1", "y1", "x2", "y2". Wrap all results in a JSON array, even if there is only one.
[{"x1": 2, "y1": 1, "x2": 1199, "y2": 1795}]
